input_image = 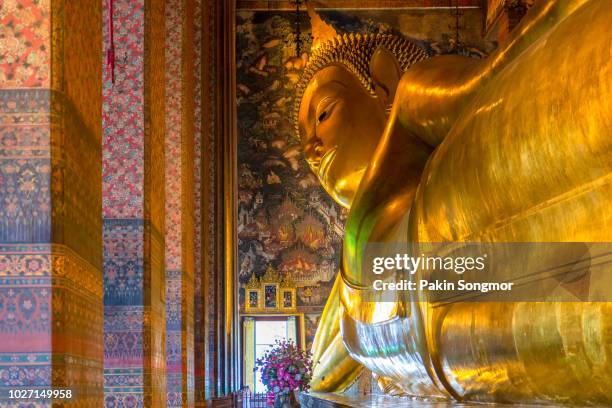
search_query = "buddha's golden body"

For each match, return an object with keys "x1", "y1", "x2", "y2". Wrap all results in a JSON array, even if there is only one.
[{"x1": 296, "y1": 0, "x2": 612, "y2": 404}]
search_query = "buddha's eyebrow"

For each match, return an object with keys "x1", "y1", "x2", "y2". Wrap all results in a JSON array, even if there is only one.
[
  {"x1": 329, "y1": 80, "x2": 348, "y2": 88},
  {"x1": 308, "y1": 80, "x2": 347, "y2": 115}
]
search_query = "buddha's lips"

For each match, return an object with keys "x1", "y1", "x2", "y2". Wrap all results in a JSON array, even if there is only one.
[{"x1": 318, "y1": 147, "x2": 337, "y2": 180}]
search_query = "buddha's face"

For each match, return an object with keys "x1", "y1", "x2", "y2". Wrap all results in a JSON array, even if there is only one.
[{"x1": 298, "y1": 64, "x2": 387, "y2": 208}]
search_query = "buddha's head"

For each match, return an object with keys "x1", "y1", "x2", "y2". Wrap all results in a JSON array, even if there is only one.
[{"x1": 295, "y1": 34, "x2": 428, "y2": 208}]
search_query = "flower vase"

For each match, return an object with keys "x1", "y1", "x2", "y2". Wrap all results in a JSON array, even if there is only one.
[{"x1": 274, "y1": 391, "x2": 298, "y2": 408}]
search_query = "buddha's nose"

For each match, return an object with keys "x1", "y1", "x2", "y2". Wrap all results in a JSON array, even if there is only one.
[{"x1": 305, "y1": 136, "x2": 325, "y2": 167}]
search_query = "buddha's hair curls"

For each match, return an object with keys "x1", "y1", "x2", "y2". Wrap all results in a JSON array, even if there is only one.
[{"x1": 293, "y1": 33, "x2": 428, "y2": 138}]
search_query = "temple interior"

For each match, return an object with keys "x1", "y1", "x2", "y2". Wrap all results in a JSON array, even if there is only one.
[{"x1": 1, "y1": 0, "x2": 611, "y2": 407}]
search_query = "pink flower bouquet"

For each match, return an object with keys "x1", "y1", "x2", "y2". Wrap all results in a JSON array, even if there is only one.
[{"x1": 255, "y1": 339, "x2": 313, "y2": 397}]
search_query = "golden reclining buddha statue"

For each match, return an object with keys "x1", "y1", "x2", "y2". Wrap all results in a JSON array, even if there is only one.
[{"x1": 294, "y1": 0, "x2": 612, "y2": 404}]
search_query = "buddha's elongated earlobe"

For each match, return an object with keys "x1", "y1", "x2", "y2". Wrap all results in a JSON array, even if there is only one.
[{"x1": 370, "y1": 46, "x2": 402, "y2": 110}]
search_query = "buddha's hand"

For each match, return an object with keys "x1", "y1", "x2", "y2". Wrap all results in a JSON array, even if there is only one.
[{"x1": 309, "y1": 273, "x2": 363, "y2": 392}]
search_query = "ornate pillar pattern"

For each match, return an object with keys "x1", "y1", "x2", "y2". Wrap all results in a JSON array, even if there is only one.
[
  {"x1": 195, "y1": 0, "x2": 240, "y2": 403},
  {"x1": 221, "y1": 0, "x2": 241, "y2": 392},
  {"x1": 0, "y1": 0, "x2": 103, "y2": 406},
  {"x1": 164, "y1": 0, "x2": 196, "y2": 406},
  {"x1": 192, "y1": 0, "x2": 207, "y2": 404},
  {"x1": 196, "y1": 0, "x2": 216, "y2": 402},
  {"x1": 102, "y1": 0, "x2": 167, "y2": 406}
]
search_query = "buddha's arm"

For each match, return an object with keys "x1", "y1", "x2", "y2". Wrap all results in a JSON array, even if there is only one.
[
  {"x1": 310, "y1": 272, "x2": 341, "y2": 366},
  {"x1": 311, "y1": 334, "x2": 363, "y2": 392},
  {"x1": 396, "y1": 0, "x2": 591, "y2": 147},
  {"x1": 342, "y1": 103, "x2": 432, "y2": 287},
  {"x1": 310, "y1": 273, "x2": 363, "y2": 392}
]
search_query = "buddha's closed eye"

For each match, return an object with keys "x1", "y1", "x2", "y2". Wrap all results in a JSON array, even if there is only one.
[
  {"x1": 317, "y1": 111, "x2": 329, "y2": 124},
  {"x1": 316, "y1": 98, "x2": 338, "y2": 126}
]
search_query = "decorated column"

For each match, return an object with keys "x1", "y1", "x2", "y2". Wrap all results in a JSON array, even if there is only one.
[
  {"x1": 164, "y1": 0, "x2": 196, "y2": 406},
  {"x1": 0, "y1": 0, "x2": 103, "y2": 405},
  {"x1": 102, "y1": 0, "x2": 167, "y2": 406},
  {"x1": 192, "y1": 0, "x2": 208, "y2": 405}
]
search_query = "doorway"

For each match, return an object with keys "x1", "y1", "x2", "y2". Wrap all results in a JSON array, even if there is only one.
[{"x1": 242, "y1": 315, "x2": 302, "y2": 393}]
